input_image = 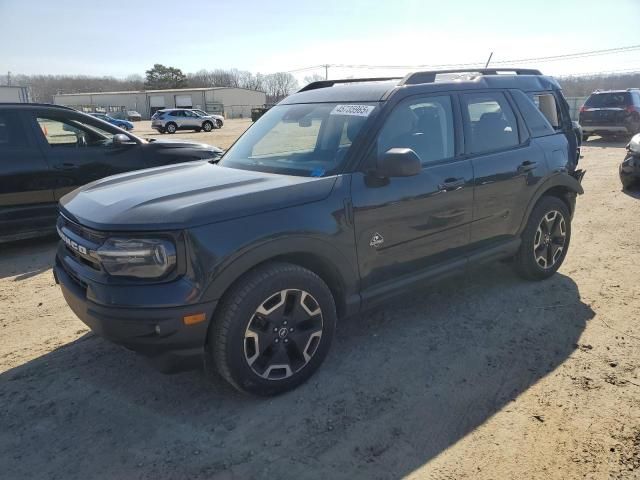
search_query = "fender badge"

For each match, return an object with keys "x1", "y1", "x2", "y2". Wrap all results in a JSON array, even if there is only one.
[{"x1": 369, "y1": 232, "x2": 384, "y2": 248}]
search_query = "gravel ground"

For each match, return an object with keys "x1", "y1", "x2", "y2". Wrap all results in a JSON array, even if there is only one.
[{"x1": 1, "y1": 136, "x2": 639, "y2": 480}]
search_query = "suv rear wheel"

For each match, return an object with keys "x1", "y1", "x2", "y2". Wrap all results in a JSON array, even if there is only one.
[
  {"x1": 514, "y1": 196, "x2": 571, "y2": 280},
  {"x1": 165, "y1": 122, "x2": 177, "y2": 134},
  {"x1": 210, "y1": 262, "x2": 336, "y2": 396}
]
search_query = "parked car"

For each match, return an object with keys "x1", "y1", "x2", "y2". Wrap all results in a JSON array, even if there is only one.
[
  {"x1": 579, "y1": 89, "x2": 640, "y2": 141},
  {"x1": 191, "y1": 109, "x2": 224, "y2": 128},
  {"x1": 53, "y1": 69, "x2": 585, "y2": 395},
  {"x1": 111, "y1": 110, "x2": 142, "y2": 122},
  {"x1": 620, "y1": 133, "x2": 640, "y2": 190},
  {"x1": 89, "y1": 112, "x2": 134, "y2": 131},
  {"x1": 151, "y1": 108, "x2": 218, "y2": 133},
  {"x1": 0, "y1": 103, "x2": 223, "y2": 242}
]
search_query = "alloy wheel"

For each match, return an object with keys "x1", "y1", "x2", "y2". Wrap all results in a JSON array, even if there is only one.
[
  {"x1": 533, "y1": 210, "x2": 566, "y2": 269},
  {"x1": 244, "y1": 289, "x2": 323, "y2": 380}
]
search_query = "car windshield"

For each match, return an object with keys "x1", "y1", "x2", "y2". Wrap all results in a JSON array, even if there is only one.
[
  {"x1": 220, "y1": 102, "x2": 377, "y2": 177},
  {"x1": 585, "y1": 93, "x2": 629, "y2": 108}
]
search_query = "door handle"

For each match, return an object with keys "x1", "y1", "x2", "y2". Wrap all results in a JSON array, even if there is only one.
[
  {"x1": 438, "y1": 177, "x2": 465, "y2": 191},
  {"x1": 54, "y1": 163, "x2": 78, "y2": 170},
  {"x1": 517, "y1": 161, "x2": 538, "y2": 173}
]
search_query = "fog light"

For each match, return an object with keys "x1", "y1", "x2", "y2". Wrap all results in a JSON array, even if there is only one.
[{"x1": 183, "y1": 313, "x2": 206, "y2": 325}]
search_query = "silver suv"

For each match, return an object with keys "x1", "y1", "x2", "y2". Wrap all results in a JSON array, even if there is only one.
[
  {"x1": 191, "y1": 109, "x2": 224, "y2": 129},
  {"x1": 151, "y1": 108, "x2": 219, "y2": 134}
]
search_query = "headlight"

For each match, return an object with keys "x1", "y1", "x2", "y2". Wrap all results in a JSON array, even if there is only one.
[
  {"x1": 629, "y1": 133, "x2": 640, "y2": 154},
  {"x1": 95, "y1": 238, "x2": 176, "y2": 278}
]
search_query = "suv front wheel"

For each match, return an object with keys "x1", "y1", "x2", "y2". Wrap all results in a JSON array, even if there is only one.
[
  {"x1": 514, "y1": 196, "x2": 571, "y2": 280},
  {"x1": 210, "y1": 262, "x2": 336, "y2": 396}
]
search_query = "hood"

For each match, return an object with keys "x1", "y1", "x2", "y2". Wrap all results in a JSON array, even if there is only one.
[
  {"x1": 145, "y1": 138, "x2": 224, "y2": 153},
  {"x1": 59, "y1": 163, "x2": 337, "y2": 231}
]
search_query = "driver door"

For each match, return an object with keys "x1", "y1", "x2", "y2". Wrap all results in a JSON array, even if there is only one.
[
  {"x1": 350, "y1": 94, "x2": 474, "y2": 303},
  {"x1": 28, "y1": 110, "x2": 146, "y2": 199}
]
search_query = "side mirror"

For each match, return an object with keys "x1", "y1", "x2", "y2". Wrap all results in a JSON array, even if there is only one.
[
  {"x1": 377, "y1": 148, "x2": 421, "y2": 177},
  {"x1": 112, "y1": 133, "x2": 136, "y2": 147}
]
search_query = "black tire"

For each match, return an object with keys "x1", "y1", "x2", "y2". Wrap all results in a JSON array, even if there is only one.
[
  {"x1": 165, "y1": 122, "x2": 177, "y2": 134},
  {"x1": 210, "y1": 262, "x2": 336, "y2": 396},
  {"x1": 202, "y1": 121, "x2": 213, "y2": 132},
  {"x1": 514, "y1": 196, "x2": 571, "y2": 281},
  {"x1": 216, "y1": 119, "x2": 223, "y2": 129}
]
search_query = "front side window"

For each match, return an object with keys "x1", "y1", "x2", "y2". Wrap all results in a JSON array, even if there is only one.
[
  {"x1": 462, "y1": 92, "x2": 519, "y2": 154},
  {"x1": 36, "y1": 116, "x2": 115, "y2": 147},
  {"x1": 377, "y1": 95, "x2": 455, "y2": 165},
  {"x1": 220, "y1": 102, "x2": 377, "y2": 177}
]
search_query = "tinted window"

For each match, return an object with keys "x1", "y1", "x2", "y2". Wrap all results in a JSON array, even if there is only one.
[
  {"x1": 0, "y1": 111, "x2": 28, "y2": 148},
  {"x1": 585, "y1": 92, "x2": 630, "y2": 108},
  {"x1": 36, "y1": 116, "x2": 114, "y2": 147},
  {"x1": 377, "y1": 95, "x2": 455, "y2": 165},
  {"x1": 462, "y1": 92, "x2": 519, "y2": 154},
  {"x1": 512, "y1": 90, "x2": 555, "y2": 137}
]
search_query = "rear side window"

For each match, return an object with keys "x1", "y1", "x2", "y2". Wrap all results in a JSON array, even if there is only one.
[
  {"x1": 0, "y1": 111, "x2": 28, "y2": 148},
  {"x1": 511, "y1": 90, "x2": 555, "y2": 137},
  {"x1": 461, "y1": 92, "x2": 519, "y2": 154},
  {"x1": 585, "y1": 92, "x2": 630, "y2": 108},
  {"x1": 530, "y1": 93, "x2": 560, "y2": 128}
]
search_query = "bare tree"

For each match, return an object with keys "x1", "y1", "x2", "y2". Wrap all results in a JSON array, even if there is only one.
[
  {"x1": 303, "y1": 73, "x2": 325, "y2": 85},
  {"x1": 263, "y1": 72, "x2": 299, "y2": 104}
]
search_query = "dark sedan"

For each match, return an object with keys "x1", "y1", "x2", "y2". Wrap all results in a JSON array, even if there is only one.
[{"x1": 0, "y1": 103, "x2": 223, "y2": 242}]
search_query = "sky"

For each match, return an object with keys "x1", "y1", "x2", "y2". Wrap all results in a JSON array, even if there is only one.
[{"x1": 1, "y1": 0, "x2": 639, "y2": 84}]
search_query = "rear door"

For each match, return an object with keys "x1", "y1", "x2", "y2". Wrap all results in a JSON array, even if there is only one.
[
  {"x1": 461, "y1": 91, "x2": 546, "y2": 247},
  {"x1": 27, "y1": 110, "x2": 147, "y2": 199},
  {"x1": 0, "y1": 109, "x2": 57, "y2": 238}
]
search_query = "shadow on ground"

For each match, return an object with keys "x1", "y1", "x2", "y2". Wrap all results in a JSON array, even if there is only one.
[
  {"x1": 0, "y1": 264, "x2": 594, "y2": 480},
  {"x1": 0, "y1": 235, "x2": 58, "y2": 280}
]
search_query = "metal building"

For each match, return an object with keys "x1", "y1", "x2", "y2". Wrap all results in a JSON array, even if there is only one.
[
  {"x1": 53, "y1": 87, "x2": 266, "y2": 119},
  {"x1": 0, "y1": 85, "x2": 30, "y2": 102}
]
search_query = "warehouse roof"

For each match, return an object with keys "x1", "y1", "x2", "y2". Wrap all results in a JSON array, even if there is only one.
[{"x1": 55, "y1": 86, "x2": 266, "y2": 96}]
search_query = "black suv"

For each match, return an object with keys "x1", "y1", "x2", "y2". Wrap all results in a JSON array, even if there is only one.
[
  {"x1": 54, "y1": 69, "x2": 585, "y2": 395},
  {"x1": 579, "y1": 89, "x2": 640, "y2": 141},
  {"x1": 0, "y1": 103, "x2": 223, "y2": 242}
]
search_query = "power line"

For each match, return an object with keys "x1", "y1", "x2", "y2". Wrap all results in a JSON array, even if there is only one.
[{"x1": 284, "y1": 44, "x2": 640, "y2": 74}]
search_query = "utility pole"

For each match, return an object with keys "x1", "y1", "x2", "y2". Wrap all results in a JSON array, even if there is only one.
[{"x1": 323, "y1": 64, "x2": 330, "y2": 80}]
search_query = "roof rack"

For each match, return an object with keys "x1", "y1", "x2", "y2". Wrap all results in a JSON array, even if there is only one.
[
  {"x1": 400, "y1": 68, "x2": 543, "y2": 85},
  {"x1": 298, "y1": 77, "x2": 402, "y2": 92}
]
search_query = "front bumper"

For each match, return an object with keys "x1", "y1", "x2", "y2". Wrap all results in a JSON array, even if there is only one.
[
  {"x1": 54, "y1": 256, "x2": 217, "y2": 372},
  {"x1": 620, "y1": 154, "x2": 640, "y2": 185}
]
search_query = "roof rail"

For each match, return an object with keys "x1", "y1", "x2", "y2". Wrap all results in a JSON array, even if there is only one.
[
  {"x1": 298, "y1": 77, "x2": 402, "y2": 92},
  {"x1": 400, "y1": 68, "x2": 543, "y2": 85},
  {"x1": 628, "y1": 87, "x2": 639, "y2": 91}
]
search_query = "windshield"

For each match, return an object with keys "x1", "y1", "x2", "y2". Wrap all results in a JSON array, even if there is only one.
[
  {"x1": 220, "y1": 102, "x2": 377, "y2": 177},
  {"x1": 585, "y1": 92, "x2": 630, "y2": 108}
]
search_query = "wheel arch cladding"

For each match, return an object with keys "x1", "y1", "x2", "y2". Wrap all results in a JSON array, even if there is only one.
[
  {"x1": 519, "y1": 174, "x2": 583, "y2": 234},
  {"x1": 202, "y1": 238, "x2": 358, "y2": 320}
]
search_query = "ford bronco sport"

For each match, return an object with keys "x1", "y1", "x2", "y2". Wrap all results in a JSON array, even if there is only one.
[{"x1": 54, "y1": 68, "x2": 585, "y2": 395}]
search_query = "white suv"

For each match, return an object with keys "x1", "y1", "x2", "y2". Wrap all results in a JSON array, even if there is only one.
[{"x1": 151, "y1": 109, "x2": 220, "y2": 134}]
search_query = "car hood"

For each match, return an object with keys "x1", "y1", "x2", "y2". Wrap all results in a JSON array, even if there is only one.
[
  {"x1": 145, "y1": 138, "x2": 224, "y2": 153},
  {"x1": 59, "y1": 163, "x2": 337, "y2": 231}
]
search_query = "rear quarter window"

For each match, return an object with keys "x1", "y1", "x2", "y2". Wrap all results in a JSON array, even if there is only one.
[
  {"x1": 511, "y1": 90, "x2": 555, "y2": 137},
  {"x1": 0, "y1": 111, "x2": 28, "y2": 148}
]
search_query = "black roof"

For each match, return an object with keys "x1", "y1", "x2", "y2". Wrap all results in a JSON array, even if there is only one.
[
  {"x1": 0, "y1": 102, "x2": 76, "y2": 110},
  {"x1": 282, "y1": 68, "x2": 561, "y2": 105}
]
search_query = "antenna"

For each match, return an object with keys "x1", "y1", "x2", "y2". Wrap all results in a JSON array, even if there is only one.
[{"x1": 484, "y1": 52, "x2": 494, "y2": 68}]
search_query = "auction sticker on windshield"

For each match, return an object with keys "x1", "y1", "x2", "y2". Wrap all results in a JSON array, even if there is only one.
[{"x1": 330, "y1": 104, "x2": 375, "y2": 117}]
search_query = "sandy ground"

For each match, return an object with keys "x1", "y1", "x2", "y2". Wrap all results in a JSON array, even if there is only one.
[{"x1": 0, "y1": 136, "x2": 639, "y2": 480}]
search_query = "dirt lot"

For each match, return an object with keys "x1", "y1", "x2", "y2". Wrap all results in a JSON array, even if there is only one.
[{"x1": 1, "y1": 137, "x2": 639, "y2": 480}]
